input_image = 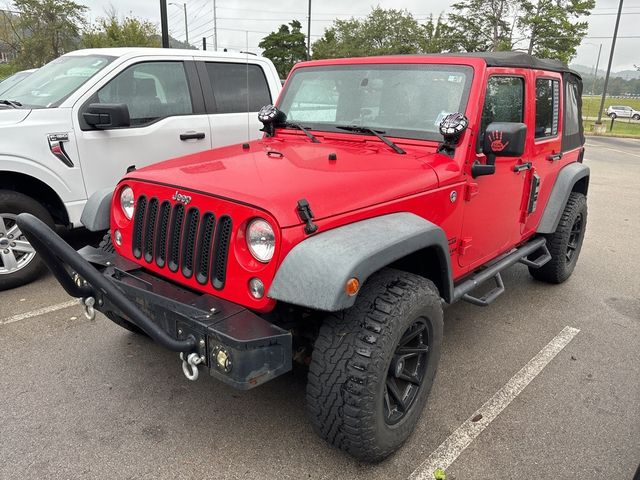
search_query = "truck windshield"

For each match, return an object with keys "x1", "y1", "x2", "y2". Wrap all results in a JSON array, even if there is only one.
[
  {"x1": 278, "y1": 64, "x2": 473, "y2": 141},
  {"x1": 1, "y1": 54, "x2": 114, "y2": 108}
]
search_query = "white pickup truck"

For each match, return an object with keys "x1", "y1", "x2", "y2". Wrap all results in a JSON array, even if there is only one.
[{"x1": 0, "y1": 48, "x2": 281, "y2": 289}]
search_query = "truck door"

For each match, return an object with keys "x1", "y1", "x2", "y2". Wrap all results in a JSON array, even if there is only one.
[
  {"x1": 73, "y1": 58, "x2": 212, "y2": 196},
  {"x1": 458, "y1": 73, "x2": 529, "y2": 270},
  {"x1": 521, "y1": 72, "x2": 563, "y2": 237},
  {"x1": 196, "y1": 61, "x2": 275, "y2": 146}
]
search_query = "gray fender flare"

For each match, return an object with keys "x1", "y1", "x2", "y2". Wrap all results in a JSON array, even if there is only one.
[
  {"x1": 268, "y1": 213, "x2": 453, "y2": 312},
  {"x1": 537, "y1": 163, "x2": 590, "y2": 234},
  {"x1": 80, "y1": 188, "x2": 113, "y2": 232}
]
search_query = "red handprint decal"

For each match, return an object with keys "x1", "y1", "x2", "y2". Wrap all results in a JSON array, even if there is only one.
[{"x1": 489, "y1": 131, "x2": 509, "y2": 152}]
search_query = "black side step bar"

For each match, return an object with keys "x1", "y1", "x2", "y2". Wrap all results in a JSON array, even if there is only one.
[{"x1": 452, "y1": 237, "x2": 550, "y2": 307}]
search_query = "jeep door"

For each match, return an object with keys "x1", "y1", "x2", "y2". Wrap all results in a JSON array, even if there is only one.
[
  {"x1": 458, "y1": 72, "x2": 530, "y2": 270},
  {"x1": 195, "y1": 61, "x2": 275, "y2": 146},
  {"x1": 73, "y1": 57, "x2": 212, "y2": 196}
]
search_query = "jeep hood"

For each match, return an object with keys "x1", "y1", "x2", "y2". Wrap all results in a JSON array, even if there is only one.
[
  {"x1": 128, "y1": 135, "x2": 441, "y2": 227},
  {"x1": 0, "y1": 108, "x2": 31, "y2": 125}
]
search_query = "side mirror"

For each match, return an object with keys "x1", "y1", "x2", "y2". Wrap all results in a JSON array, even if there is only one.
[
  {"x1": 472, "y1": 122, "x2": 527, "y2": 178},
  {"x1": 83, "y1": 103, "x2": 130, "y2": 129}
]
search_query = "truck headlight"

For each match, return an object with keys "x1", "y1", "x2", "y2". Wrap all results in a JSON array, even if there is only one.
[
  {"x1": 247, "y1": 218, "x2": 275, "y2": 262},
  {"x1": 120, "y1": 186, "x2": 135, "y2": 220}
]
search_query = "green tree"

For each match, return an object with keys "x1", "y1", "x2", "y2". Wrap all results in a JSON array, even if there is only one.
[
  {"x1": 420, "y1": 14, "x2": 453, "y2": 53},
  {"x1": 518, "y1": 0, "x2": 595, "y2": 64},
  {"x1": 7, "y1": 0, "x2": 87, "y2": 68},
  {"x1": 311, "y1": 8, "x2": 425, "y2": 59},
  {"x1": 445, "y1": 0, "x2": 516, "y2": 52},
  {"x1": 83, "y1": 10, "x2": 160, "y2": 48},
  {"x1": 258, "y1": 20, "x2": 307, "y2": 78}
]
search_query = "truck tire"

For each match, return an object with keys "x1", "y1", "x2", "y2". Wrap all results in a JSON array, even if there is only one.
[
  {"x1": 98, "y1": 231, "x2": 146, "y2": 336},
  {"x1": 0, "y1": 190, "x2": 55, "y2": 291},
  {"x1": 307, "y1": 268, "x2": 443, "y2": 462},
  {"x1": 608, "y1": 112, "x2": 617, "y2": 119},
  {"x1": 633, "y1": 114, "x2": 640, "y2": 120},
  {"x1": 530, "y1": 192, "x2": 587, "y2": 284}
]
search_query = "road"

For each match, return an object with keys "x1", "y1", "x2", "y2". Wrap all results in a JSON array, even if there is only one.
[{"x1": 1, "y1": 136, "x2": 638, "y2": 479}]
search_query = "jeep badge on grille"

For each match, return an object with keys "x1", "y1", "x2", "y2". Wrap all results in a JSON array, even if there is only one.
[{"x1": 172, "y1": 191, "x2": 192, "y2": 205}]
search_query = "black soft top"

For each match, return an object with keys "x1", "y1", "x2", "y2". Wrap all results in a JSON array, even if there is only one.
[{"x1": 420, "y1": 52, "x2": 581, "y2": 78}]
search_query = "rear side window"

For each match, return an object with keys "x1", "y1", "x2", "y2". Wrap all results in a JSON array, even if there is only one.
[
  {"x1": 564, "y1": 81, "x2": 580, "y2": 137},
  {"x1": 479, "y1": 76, "x2": 524, "y2": 150},
  {"x1": 205, "y1": 62, "x2": 272, "y2": 114},
  {"x1": 535, "y1": 78, "x2": 560, "y2": 139},
  {"x1": 96, "y1": 61, "x2": 193, "y2": 127}
]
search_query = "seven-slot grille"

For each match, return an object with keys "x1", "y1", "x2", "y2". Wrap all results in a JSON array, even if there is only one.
[{"x1": 132, "y1": 195, "x2": 232, "y2": 289}]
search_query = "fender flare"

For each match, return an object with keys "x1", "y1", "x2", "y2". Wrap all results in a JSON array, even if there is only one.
[
  {"x1": 537, "y1": 162, "x2": 590, "y2": 234},
  {"x1": 80, "y1": 188, "x2": 113, "y2": 232},
  {"x1": 268, "y1": 213, "x2": 453, "y2": 312}
]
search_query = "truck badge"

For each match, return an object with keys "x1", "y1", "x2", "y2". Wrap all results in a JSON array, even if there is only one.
[{"x1": 172, "y1": 191, "x2": 192, "y2": 205}]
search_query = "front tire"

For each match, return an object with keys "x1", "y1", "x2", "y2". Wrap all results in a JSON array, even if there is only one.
[
  {"x1": 0, "y1": 190, "x2": 55, "y2": 290},
  {"x1": 632, "y1": 114, "x2": 640, "y2": 120},
  {"x1": 306, "y1": 269, "x2": 443, "y2": 462},
  {"x1": 529, "y1": 192, "x2": 587, "y2": 284}
]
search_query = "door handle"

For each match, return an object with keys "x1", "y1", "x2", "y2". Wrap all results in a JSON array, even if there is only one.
[
  {"x1": 180, "y1": 132, "x2": 205, "y2": 141},
  {"x1": 512, "y1": 162, "x2": 532, "y2": 173},
  {"x1": 547, "y1": 152, "x2": 563, "y2": 161}
]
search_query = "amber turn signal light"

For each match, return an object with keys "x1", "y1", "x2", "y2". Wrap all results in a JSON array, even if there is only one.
[{"x1": 345, "y1": 277, "x2": 360, "y2": 296}]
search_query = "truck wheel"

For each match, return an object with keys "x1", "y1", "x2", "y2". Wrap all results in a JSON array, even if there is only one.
[
  {"x1": 529, "y1": 192, "x2": 587, "y2": 284},
  {"x1": 307, "y1": 269, "x2": 443, "y2": 462},
  {"x1": 0, "y1": 190, "x2": 55, "y2": 291},
  {"x1": 633, "y1": 114, "x2": 640, "y2": 120},
  {"x1": 608, "y1": 112, "x2": 617, "y2": 119}
]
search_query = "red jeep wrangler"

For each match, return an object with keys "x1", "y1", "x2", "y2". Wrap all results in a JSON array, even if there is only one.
[{"x1": 19, "y1": 52, "x2": 588, "y2": 462}]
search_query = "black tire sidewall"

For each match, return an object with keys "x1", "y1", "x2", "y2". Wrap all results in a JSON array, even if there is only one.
[
  {"x1": 0, "y1": 190, "x2": 55, "y2": 290},
  {"x1": 371, "y1": 296, "x2": 443, "y2": 451}
]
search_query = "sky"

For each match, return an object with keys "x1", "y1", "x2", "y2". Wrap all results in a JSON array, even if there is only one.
[{"x1": 78, "y1": 0, "x2": 640, "y2": 71}]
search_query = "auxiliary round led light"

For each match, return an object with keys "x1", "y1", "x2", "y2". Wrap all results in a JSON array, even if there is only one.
[
  {"x1": 120, "y1": 186, "x2": 135, "y2": 220},
  {"x1": 114, "y1": 229, "x2": 122, "y2": 246}
]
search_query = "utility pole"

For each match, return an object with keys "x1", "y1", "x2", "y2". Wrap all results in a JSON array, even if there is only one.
[
  {"x1": 169, "y1": 2, "x2": 188, "y2": 44},
  {"x1": 202, "y1": 37, "x2": 206, "y2": 50},
  {"x1": 160, "y1": 0, "x2": 169, "y2": 48},
  {"x1": 307, "y1": 0, "x2": 312, "y2": 60},
  {"x1": 213, "y1": 0, "x2": 218, "y2": 50},
  {"x1": 596, "y1": 0, "x2": 623, "y2": 124}
]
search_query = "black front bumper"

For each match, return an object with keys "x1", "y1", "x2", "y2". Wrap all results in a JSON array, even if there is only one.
[{"x1": 17, "y1": 213, "x2": 291, "y2": 390}]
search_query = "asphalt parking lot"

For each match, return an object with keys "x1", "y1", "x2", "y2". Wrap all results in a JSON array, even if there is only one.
[{"x1": 1, "y1": 136, "x2": 638, "y2": 480}]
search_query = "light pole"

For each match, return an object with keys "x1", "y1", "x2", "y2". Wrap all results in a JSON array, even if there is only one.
[
  {"x1": 213, "y1": 0, "x2": 217, "y2": 51},
  {"x1": 169, "y1": 2, "x2": 188, "y2": 44},
  {"x1": 582, "y1": 42, "x2": 602, "y2": 119},
  {"x1": 307, "y1": 0, "x2": 312, "y2": 60},
  {"x1": 596, "y1": 0, "x2": 624, "y2": 125},
  {"x1": 160, "y1": 0, "x2": 169, "y2": 48}
]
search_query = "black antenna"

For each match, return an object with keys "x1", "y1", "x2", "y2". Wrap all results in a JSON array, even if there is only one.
[{"x1": 246, "y1": 31, "x2": 251, "y2": 144}]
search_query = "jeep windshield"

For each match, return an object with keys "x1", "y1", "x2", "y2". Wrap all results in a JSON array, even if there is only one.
[
  {"x1": 278, "y1": 63, "x2": 473, "y2": 142},
  {"x1": 0, "y1": 54, "x2": 114, "y2": 108}
]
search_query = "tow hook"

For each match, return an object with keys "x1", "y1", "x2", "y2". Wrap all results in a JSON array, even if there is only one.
[
  {"x1": 180, "y1": 352, "x2": 204, "y2": 381},
  {"x1": 81, "y1": 297, "x2": 96, "y2": 320}
]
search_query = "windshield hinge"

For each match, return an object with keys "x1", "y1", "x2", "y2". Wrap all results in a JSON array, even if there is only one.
[{"x1": 296, "y1": 199, "x2": 318, "y2": 235}]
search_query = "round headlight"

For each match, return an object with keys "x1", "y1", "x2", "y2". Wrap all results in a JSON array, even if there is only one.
[
  {"x1": 120, "y1": 186, "x2": 135, "y2": 220},
  {"x1": 247, "y1": 219, "x2": 275, "y2": 262}
]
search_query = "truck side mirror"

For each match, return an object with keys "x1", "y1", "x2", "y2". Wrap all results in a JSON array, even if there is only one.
[
  {"x1": 472, "y1": 122, "x2": 527, "y2": 178},
  {"x1": 83, "y1": 103, "x2": 130, "y2": 129}
]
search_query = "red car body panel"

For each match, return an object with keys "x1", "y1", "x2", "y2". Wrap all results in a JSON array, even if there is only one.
[{"x1": 110, "y1": 55, "x2": 584, "y2": 313}]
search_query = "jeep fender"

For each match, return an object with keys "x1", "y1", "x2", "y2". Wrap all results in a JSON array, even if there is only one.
[
  {"x1": 80, "y1": 188, "x2": 113, "y2": 232},
  {"x1": 537, "y1": 162, "x2": 590, "y2": 234},
  {"x1": 268, "y1": 213, "x2": 453, "y2": 312}
]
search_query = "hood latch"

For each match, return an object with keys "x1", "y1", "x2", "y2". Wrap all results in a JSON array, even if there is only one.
[{"x1": 296, "y1": 199, "x2": 318, "y2": 235}]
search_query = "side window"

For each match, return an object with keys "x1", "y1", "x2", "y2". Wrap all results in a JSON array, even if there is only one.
[
  {"x1": 96, "y1": 62, "x2": 193, "y2": 127},
  {"x1": 564, "y1": 81, "x2": 580, "y2": 137},
  {"x1": 535, "y1": 78, "x2": 560, "y2": 139},
  {"x1": 205, "y1": 62, "x2": 272, "y2": 114},
  {"x1": 478, "y1": 76, "x2": 524, "y2": 150}
]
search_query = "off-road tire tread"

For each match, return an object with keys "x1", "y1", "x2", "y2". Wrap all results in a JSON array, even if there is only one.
[
  {"x1": 306, "y1": 268, "x2": 442, "y2": 462},
  {"x1": 529, "y1": 192, "x2": 587, "y2": 283}
]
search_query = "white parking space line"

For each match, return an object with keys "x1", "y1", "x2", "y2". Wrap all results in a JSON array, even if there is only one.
[
  {"x1": 585, "y1": 143, "x2": 640, "y2": 158},
  {"x1": 1, "y1": 300, "x2": 79, "y2": 325},
  {"x1": 409, "y1": 326, "x2": 580, "y2": 480}
]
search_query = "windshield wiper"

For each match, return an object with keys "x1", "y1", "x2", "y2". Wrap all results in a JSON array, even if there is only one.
[
  {"x1": 335, "y1": 125, "x2": 405, "y2": 154},
  {"x1": 0, "y1": 99, "x2": 23, "y2": 108},
  {"x1": 279, "y1": 122, "x2": 321, "y2": 143}
]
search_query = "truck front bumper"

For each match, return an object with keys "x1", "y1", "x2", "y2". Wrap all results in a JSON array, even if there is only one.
[{"x1": 17, "y1": 213, "x2": 291, "y2": 390}]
